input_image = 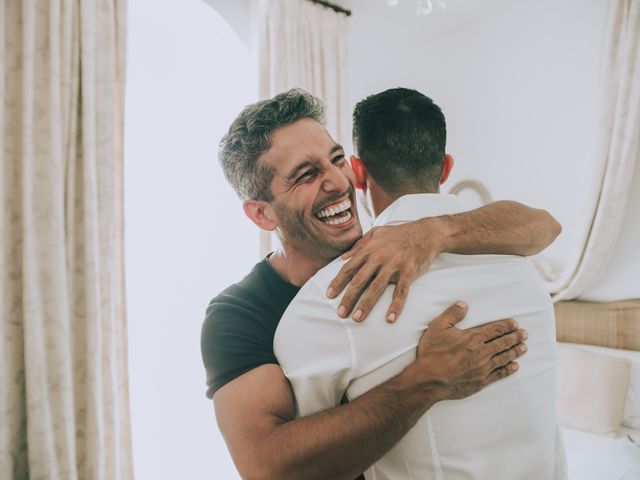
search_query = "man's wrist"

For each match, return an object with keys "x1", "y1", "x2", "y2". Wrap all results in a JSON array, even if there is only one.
[
  {"x1": 420, "y1": 215, "x2": 457, "y2": 255},
  {"x1": 396, "y1": 359, "x2": 450, "y2": 411}
]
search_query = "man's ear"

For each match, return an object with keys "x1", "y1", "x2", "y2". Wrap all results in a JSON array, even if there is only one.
[
  {"x1": 350, "y1": 156, "x2": 366, "y2": 190},
  {"x1": 439, "y1": 154, "x2": 454, "y2": 185},
  {"x1": 243, "y1": 199, "x2": 277, "y2": 231}
]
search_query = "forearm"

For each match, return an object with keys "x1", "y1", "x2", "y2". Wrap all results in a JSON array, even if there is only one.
[
  {"x1": 435, "y1": 200, "x2": 561, "y2": 256},
  {"x1": 257, "y1": 363, "x2": 441, "y2": 480},
  {"x1": 226, "y1": 306, "x2": 525, "y2": 479}
]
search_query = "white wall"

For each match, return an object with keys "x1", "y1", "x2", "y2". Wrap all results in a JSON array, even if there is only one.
[
  {"x1": 203, "y1": 0, "x2": 252, "y2": 50},
  {"x1": 346, "y1": 0, "x2": 639, "y2": 301},
  {"x1": 125, "y1": 1, "x2": 255, "y2": 478}
]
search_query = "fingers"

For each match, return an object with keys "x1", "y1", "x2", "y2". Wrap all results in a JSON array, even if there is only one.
[
  {"x1": 483, "y1": 362, "x2": 520, "y2": 387},
  {"x1": 484, "y1": 328, "x2": 528, "y2": 356},
  {"x1": 385, "y1": 278, "x2": 412, "y2": 323},
  {"x1": 336, "y1": 262, "x2": 379, "y2": 319},
  {"x1": 429, "y1": 301, "x2": 469, "y2": 329},
  {"x1": 348, "y1": 267, "x2": 395, "y2": 322},
  {"x1": 472, "y1": 318, "x2": 519, "y2": 343},
  {"x1": 326, "y1": 254, "x2": 367, "y2": 300},
  {"x1": 489, "y1": 341, "x2": 527, "y2": 371}
]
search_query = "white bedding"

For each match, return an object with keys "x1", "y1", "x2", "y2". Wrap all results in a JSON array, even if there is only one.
[{"x1": 563, "y1": 426, "x2": 640, "y2": 480}]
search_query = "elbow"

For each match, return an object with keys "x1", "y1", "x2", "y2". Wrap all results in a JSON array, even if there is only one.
[
  {"x1": 551, "y1": 214, "x2": 562, "y2": 239},
  {"x1": 542, "y1": 209, "x2": 562, "y2": 243},
  {"x1": 528, "y1": 209, "x2": 562, "y2": 255}
]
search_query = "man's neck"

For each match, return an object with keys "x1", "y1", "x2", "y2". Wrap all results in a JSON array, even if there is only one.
[
  {"x1": 268, "y1": 247, "x2": 332, "y2": 287},
  {"x1": 369, "y1": 184, "x2": 439, "y2": 217},
  {"x1": 366, "y1": 183, "x2": 396, "y2": 218}
]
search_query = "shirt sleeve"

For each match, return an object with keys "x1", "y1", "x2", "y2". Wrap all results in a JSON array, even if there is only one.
[
  {"x1": 274, "y1": 281, "x2": 354, "y2": 418},
  {"x1": 201, "y1": 300, "x2": 279, "y2": 399}
]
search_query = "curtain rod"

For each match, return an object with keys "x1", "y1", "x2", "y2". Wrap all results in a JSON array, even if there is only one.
[{"x1": 308, "y1": 0, "x2": 352, "y2": 16}]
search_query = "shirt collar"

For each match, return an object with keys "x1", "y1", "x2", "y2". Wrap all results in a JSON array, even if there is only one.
[{"x1": 373, "y1": 194, "x2": 466, "y2": 227}]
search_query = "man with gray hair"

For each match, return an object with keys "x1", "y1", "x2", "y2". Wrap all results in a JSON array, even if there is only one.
[{"x1": 202, "y1": 88, "x2": 560, "y2": 479}]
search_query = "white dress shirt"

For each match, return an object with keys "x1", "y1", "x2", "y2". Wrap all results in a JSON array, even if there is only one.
[{"x1": 274, "y1": 194, "x2": 566, "y2": 480}]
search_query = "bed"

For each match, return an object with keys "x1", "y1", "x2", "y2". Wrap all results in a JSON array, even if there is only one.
[
  {"x1": 562, "y1": 425, "x2": 640, "y2": 480},
  {"x1": 558, "y1": 342, "x2": 640, "y2": 480}
]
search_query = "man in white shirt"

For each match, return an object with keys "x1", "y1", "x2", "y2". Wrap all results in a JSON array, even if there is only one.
[{"x1": 275, "y1": 88, "x2": 566, "y2": 480}]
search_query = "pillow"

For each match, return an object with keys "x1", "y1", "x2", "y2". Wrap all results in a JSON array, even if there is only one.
[
  {"x1": 557, "y1": 343, "x2": 631, "y2": 436},
  {"x1": 563, "y1": 343, "x2": 640, "y2": 431}
]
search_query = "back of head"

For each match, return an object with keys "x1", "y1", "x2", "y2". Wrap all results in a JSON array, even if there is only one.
[
  {"x1": 219, "y1": 88, "x2": 326, "y2": 201},
  {"x1": 352, "y1": 87, "x2": 446, "y2": 196}
]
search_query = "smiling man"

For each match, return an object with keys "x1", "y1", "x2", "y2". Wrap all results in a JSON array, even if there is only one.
[
  {"x1": 243, "y1": 116, "x2": 363, "y2": 285},
  {"x1": 202, "y1": 89, "x2": 561, "y2": 480}
]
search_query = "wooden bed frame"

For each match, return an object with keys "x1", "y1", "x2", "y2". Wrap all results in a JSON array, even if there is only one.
[{"x1": 554, "y1": 299, "x2": 640, "y2": 351}]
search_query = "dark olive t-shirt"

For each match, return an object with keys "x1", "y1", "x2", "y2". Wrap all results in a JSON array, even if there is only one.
[{"x1": 201, "y1": 258, "x2": 300, "y2": 399}]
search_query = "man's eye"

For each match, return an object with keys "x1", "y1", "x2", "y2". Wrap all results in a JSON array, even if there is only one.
[
  {"x1": 332, "y1": 155, "x2": 346, "y2": 165},
  {"x1": 298, "y1": 170, "x2": 318, "y2": 182}
]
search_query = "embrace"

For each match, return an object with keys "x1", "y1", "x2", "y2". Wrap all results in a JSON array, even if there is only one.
[{"x1": 201, "y1": 87, "x2": 566, "y2": 480}]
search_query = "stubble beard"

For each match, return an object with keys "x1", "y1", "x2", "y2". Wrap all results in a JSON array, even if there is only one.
[{"x1": 273, "y1": 201, "x2": 361, "y2": 261}]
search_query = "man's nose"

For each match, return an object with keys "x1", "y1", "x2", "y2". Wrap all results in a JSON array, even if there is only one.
[{"x1": 321, "y1": 163, "x2": 349, "y2": 192}]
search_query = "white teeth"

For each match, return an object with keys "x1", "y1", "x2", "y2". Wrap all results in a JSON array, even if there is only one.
[
  {"x1": 324, "y1": 210, "x2": 352, "y2": 225},
  {"x1": 316, "y1": 199, "x2": 352, "y2": 219}
]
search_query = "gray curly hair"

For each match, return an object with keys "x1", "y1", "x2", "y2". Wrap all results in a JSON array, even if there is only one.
[{"x1": 219, "y1": 88, "x2": 326, "y2": 201}]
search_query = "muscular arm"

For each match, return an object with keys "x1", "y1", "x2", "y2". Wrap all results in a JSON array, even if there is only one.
[
  {"x1": 439, "y1": 200, "x2": 561, "y2": 257},
  {"x1": 216, "y1": 363, "x2": 436, "y2": 480},
  {"x1": 328, "y1": 201, "x2": 561, "y2": 321},
  {"x1": 214, "y1": 304, "x2": 527, "y2": 480}
]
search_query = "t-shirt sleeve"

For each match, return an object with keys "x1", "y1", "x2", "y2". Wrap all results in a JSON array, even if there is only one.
[
  {"x1": 274, "y1": 282, "x2": 354, "y2": 418},
  {"x1": 201, "y1": 299, "x2": 279, "y2": 399}
]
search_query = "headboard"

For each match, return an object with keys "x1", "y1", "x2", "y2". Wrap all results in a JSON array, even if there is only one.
[
  {"x1": 554, "y1": 299, "x2": 640, "y2": 352},
  {"x1": 448, "y1": 179, "x2": 493, "y2": 205}
]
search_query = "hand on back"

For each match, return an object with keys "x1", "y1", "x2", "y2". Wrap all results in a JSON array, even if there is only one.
[{"x1": 414, "y1": 302, "x2": 528, "y2": 400}]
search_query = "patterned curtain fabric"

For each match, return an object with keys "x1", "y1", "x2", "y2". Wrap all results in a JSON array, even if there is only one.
[
  {"x1": 0, "y1": 1, "x2": 133, "y2": 479},
  {"x1": 253, "y1": 0, "x2": 349, "y2": 255},
  {"x1": 534, "y1": 0, "x2": 640, "y2": 301}
]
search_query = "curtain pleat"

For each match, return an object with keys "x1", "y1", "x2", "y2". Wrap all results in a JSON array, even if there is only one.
[
  {"x1": 1, "y1": 1, "x2": 133, "y2": 478},
  {"x1": 535, "y1": 0, "x2": 640, "y2": 300}
]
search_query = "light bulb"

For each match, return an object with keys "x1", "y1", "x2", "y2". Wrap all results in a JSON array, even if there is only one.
[{"x1": 416, "y1": 0, "x2": 432, "y2": 15}]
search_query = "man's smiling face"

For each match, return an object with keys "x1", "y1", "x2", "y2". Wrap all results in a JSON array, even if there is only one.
[{"x1": 261, "y1": 118, "x2": 363, "y2": 260}]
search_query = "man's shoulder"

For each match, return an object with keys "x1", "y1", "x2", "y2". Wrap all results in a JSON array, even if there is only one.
[
  {"x1": 203, "y1": 265, "x2": 260, "y2": 326},
  {"x1": 201, "y1": 260, "x2": 286, "y2": 359},
  {"x1": 205, "y1": 258, "x2": 299, "y2": 325},
  {"x1": 305, "y1": 256, "x2": 348, "y2": 292},
  {"x1": 201, "y1": 260, "x2": 294, "y2": 398},
  {"x1": 275, "y1": 257, "x2": 354, "y2": 387},
  {"x1": 277, "y1": 257, "x2": 347, "y2": 340},
  {"x1": 426, "y1": 252, "x2": 534, "y2": 277},
  {"x1": 428, "y1": 253, "x2": 547, "y2": 294},
  {"x1": 278, "y1": 256, "x2": 348, "y2": 320}
]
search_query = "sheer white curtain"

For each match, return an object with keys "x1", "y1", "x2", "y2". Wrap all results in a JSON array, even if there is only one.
[
  {"x1": 1, "y1": 1, "x2": 133, "y2": 479},
  {"x1": 535, "y1": 0, "x2": 640, "y2": 301},
  {"x1": 253, "y1": 0, "x2": 349, "y2": 254}
]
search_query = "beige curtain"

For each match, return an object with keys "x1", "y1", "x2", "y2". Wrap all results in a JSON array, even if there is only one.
[
  {"x1": 253, "y1": 0, "x2": 349, "y2": 255},
  {"x1": 535, "y1": 0, "x2": 640, "y2": 301},
  {"x1": 1, "y1": 1, "x2": 133, "y2": 479}
]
